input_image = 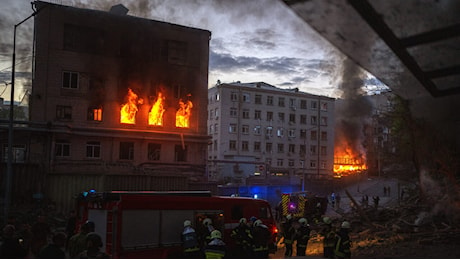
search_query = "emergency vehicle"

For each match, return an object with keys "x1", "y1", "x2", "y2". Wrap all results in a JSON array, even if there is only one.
[
  {"x1": 75, "y1": 190, "x2": 278, "y2": 258},
  {"x1": 279, "y1": 191, "x2": 328, "y2": 222}
]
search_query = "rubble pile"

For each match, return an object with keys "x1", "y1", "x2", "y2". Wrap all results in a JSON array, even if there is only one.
[{"x1": 343, "y1": 190, "x2": 460, "y2": 258}]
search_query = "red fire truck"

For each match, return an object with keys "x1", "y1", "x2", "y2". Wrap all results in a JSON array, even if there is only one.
[{"x1": 75, "y1": 190, "x2": 278, "y2": 258}]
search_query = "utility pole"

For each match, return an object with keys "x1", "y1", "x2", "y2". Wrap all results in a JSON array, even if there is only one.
[{"x1": 4, "y1": 4, "x2": 41, "y2": 226}]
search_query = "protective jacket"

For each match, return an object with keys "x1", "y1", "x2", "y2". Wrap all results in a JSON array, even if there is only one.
[
  {"x1": 204, "y1": 238, "x2": 226, "y2": 259},
  {"x1": 334, "y1": 229, "x2": 351, "y2": 258}
]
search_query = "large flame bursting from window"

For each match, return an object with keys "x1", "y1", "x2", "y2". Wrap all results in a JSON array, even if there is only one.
[
  {"x1": 333, "y1": 140, "x2": 367, "y2": 177},
  {"x1": 120, "y1": 88, "x2": 143, "y2": 124},
  {"x1": 176, "y1": 95, "x2": 193, "y2": 128},
  {"x1": 148, "y1": 92, "x2": 165, "y2": 126}
]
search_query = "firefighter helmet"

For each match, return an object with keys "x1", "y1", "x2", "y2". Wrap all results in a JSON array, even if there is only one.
[
  {"x1": 254, "y1": 219, "x2": 263, "y2": 227},
  {"x1": 210, "y1": 230, "x2": 222, "y2": 239},
  {"x1": 239, "y1": 218, "x2": 247, "y2": 224},
  {"x1": 341, "y1": 221, "x2": 351, "y2": 229},
  {"x1": 286, "y1": 214, "x2": 292, "y2": 220},
  {"x1": 184, "y1": 220, "x2": 192, "y2": 227},
  {"x1": 299, "y1": 218, "x2": 308, "y2": 226},
  {"x1": 203, "y1": 218, "x2": 212, "y2": 226},
  {"x1": 323, "y1": 217, "x2": 332, "y2": 225}
]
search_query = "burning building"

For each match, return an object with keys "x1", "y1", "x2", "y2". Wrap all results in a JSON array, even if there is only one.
[{"x1": 19, "y1": 1, "x2": 210, "y2": 202}]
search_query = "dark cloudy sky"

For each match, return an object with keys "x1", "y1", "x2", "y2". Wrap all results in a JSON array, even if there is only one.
[{"x1": 0, "y1": 0, "x2": 386, "y2": 103}]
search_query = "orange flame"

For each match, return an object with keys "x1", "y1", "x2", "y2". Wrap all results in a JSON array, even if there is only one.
[
  {"x1": 333, "y1": 145, "x2": 367, "y2": 177},
  {"x1": 120, "y1": 88, "x2": 143, "y2": 124},
  {"x1": 148, "y1": 92, "x2": 165, "y2": 126},
  {"x1": 176, "y1": 96, "x2": 193, "y2": 128}
]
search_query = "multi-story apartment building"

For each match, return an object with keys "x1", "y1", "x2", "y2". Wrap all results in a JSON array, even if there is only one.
[
  {"x1": 0, "y1": 0, "x2": 211, "y2": 208},
  {"x1": 207, "y1": 82, "x2": 335, "y2": 185}
]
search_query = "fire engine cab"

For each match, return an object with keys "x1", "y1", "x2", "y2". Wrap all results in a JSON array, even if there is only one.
[{"x1": 75, "y1": 190, "x2": 278, "y2": 258}]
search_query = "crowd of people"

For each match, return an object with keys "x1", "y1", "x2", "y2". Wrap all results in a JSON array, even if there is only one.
[
  {"x1": 279, "y1": 214, "x2": 352, "y2": 259},
  {"x1": 181, "y1": 216, "x2": 272, "y2": 259},
  {"x1": 0, "y1": 212, "x2": 108, "y2": 259}
]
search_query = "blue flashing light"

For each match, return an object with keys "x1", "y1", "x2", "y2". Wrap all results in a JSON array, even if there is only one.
[
  {"x1": 89, "y1": 189, "x2": 96, "y2": 193},
  {"x1": 82, "y1": 191, "x2": 88, "y2": 197},
  {"x1": 253, "y1": 194, "x2": 258, "y2": 199}
]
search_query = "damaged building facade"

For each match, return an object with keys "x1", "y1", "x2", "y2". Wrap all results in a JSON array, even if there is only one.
[{"x1": 2, "y1": 1, "x2": 211, "y2": 211}]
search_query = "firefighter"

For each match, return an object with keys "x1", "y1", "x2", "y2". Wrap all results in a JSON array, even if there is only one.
[
  {"x1": 295, "y1": 218, "x2": 311, "y2": 256},
  {"x1": 204, "y1": 230, "x2": 226, "y2": 259},
  {"x1": 198, "y1": 218, "x2": 215, "y2": 247},
  {"x1": 230, "y1": 217, "x2": 253, "y2": 258},
  {"x1": 251, "y1": 219, "x2": 271, "y2": 258},
  {"x1": 320, "y1": 217, "x2": 336, "y2": 258},
  {"x1": 281, "y1": 214, "x2": 295, "y2": 257},
  {"x1": 182, "y1": 220, "x2": 202, "y2": 258},
  {"x1": 334, "y1": 221, "x2": 352, "y2": 259}
]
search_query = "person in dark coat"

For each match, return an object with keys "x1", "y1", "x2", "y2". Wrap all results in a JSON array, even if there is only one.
[
  {"x1": 281, "y1": 214, "x2": 295, "y2": 257},
  {"x1": 334, "y1": 221, "x2": 351, "y2": 258},
  {"x1": 295, "y1": 218, "x2": 311, "y2": 256},
  {"x1": 38, "y1": 232, "x2": 67, "y2": 259},
  {"x1": 0, "y1": 224, "x2": 28, "y2": 259},
  {"x1": 230, "y1": 218, "x2": 253, "y2": 258},
  {"x1": 251, "y1": 219, "x2": 271, "y2": 258}
]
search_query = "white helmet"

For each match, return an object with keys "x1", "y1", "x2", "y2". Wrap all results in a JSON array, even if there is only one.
[
  {"x1": 299, "y1": 218, "x2": 308, "y2": 226},
  {"x1": 341, "y1": 221, "x2": 351, "y2": 229},
  {"x1": 184, "y1": 220, "x2": 192, "y2": 227},
  {"x1": 239, "y1": 218, "x2": 247, "y2": 224},
  {"x1": 203, "y1": 218, "x2": 212, "y2": 226},
  {"x1": 253, "y1": 219, "x2": 263, "y2": 227},
  {"x1": 323, "y1": 217, "x2": 332, "y2": 225},
  {"x1": 286, "y1": 214, "x2": 292, "y2": 220},
  {"x1": 210, "y1": 230, "x2": 222, "y2": 239}
]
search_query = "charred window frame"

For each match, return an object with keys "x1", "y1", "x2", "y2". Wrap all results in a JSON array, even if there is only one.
[
  {"x1": 63, "y1": 24, "x2": 105, "y2": 54},
  {"x1": 56, "y1": 105, "x2": 72, "y2": 121},
  {"x1": 148, "y1": 143, "x2": 161, "y2": 161},
  {"x1": 120, "y1": 142, "x2": 134, "y2": 160},
  {"x1": 55, "y1": 141, "x2": 71, "y2": 157},
  {"x1": 163, "y1": 40, "x2": 188, "y2": 65},
  {"x1": 86, "y1": 141, "x2": 101, "y2": 158},
  {"x1": 174, "y1": 145, "x2": 187, "y2": 162},
  {"x1": 87, "y1": 107, "x2": 102, "y2": 122},
  {"x1": 62, "y1": 71, "x2": 79, "y2": 89}
]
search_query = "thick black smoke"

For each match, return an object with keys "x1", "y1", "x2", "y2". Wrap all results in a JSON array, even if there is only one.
[{"x1": 335, "y1": 58, "x2": 373, "y2": 158}]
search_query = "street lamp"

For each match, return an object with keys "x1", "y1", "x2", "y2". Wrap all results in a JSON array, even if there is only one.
[{"x1": 4, "y1": 3, "x2": 42, "y2": 225}]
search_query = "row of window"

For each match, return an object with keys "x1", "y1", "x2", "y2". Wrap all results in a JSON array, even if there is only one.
[
  {"x1": 210, "y1": 108, "x2": 328, "y2": 125},
  {"x1": 210, "y1": 124, "x2": 328, "y2": 140},
  {"x1": 55, "y1": 141, "x2": 188, "y2": 162},
  {"x1": 208, "y1": 158, "x2": 327, "y2": 169},
  {"x1": 210, "y1": 91, "x2": 329, "y2": 111},
  {"x1": 209, "y1": 139, "x2": 328, "y2": 155}
]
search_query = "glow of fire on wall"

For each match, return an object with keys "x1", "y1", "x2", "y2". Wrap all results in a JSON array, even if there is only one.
[{"x1": 120, "y1": 89, "x2": 192, "y2": 128}]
